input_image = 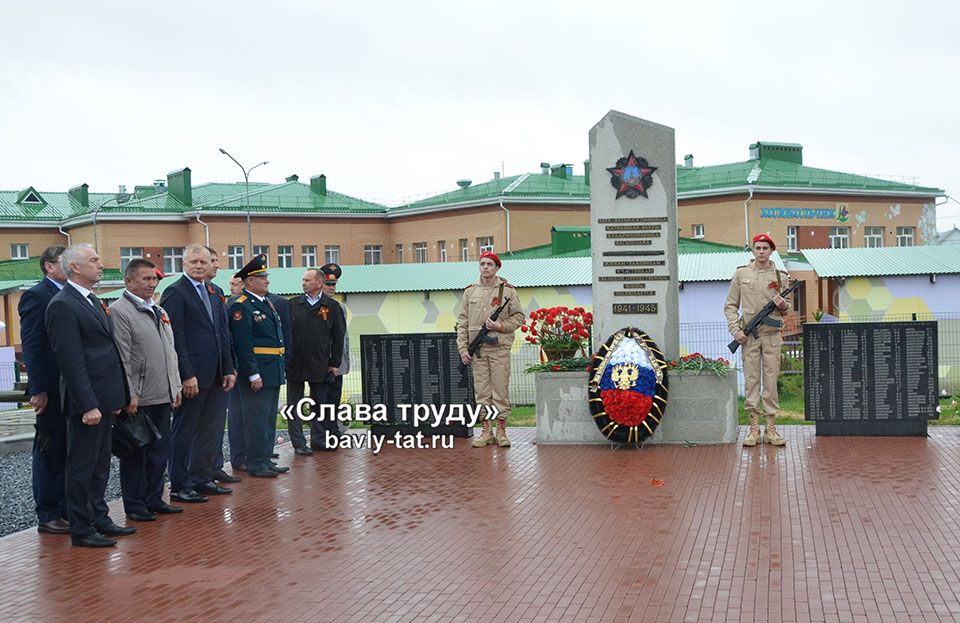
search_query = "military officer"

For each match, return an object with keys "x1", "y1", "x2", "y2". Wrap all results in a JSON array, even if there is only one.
[
  {"x1": 457, "y1": 251, "x2": 525, "y2": 448},
  {"x1": 724, "y1": 234, "x2": 791, "y2": 447},
  {"x1": 228, "y1": 255, "x2": 288, "y2": 478}
]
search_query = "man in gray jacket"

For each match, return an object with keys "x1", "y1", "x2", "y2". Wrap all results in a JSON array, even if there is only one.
[{"x1": 110, "y1": 259, "x2": 183, "y2": 520}]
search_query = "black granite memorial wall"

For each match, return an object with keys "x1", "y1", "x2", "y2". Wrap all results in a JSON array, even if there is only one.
[
  {"x1": 360, "y1": 333, "x2": 474, "y2": 437},
  {"x1": 804, "y1": 321, "x2": 939, "y2": 436}
]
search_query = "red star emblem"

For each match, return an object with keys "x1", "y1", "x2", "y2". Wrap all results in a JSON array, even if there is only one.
[{"x1": 607, "y1": 150, "x2": 658, "y2": 199}]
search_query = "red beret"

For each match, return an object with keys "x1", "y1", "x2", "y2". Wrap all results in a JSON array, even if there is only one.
[
  {"x1": 479, "y1": 251, "x2": 501, "y2": 268},
  {"x1": 752, "y1": 234, "x2": 776, "y2": 250},
  {"x1": 154, "y1": 268, "x2": 165, "y2": 280}
]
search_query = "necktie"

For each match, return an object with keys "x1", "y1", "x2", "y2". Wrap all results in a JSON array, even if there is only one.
[
  {"x1": 196, "y1": 283, "x2": 214, "y2": 322},
  {"x1": 151, "y1": 306, "x2": 163, "y2": 327},
  {"x1": 87, "y1": 293, "x2": 102, "y2": 311}
]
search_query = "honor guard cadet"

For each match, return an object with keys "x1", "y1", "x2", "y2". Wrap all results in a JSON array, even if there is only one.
[
  {"x1": 724, "y1": 234, "x2": 792, "y2": 447},
  {"x1": 228, "y1": 254, "x2": 288, "y2": 478},
  {"x1": 457, "y1": 251, "x2": 526, "y2": 448}
]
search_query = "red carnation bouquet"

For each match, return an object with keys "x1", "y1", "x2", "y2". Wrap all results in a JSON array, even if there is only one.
[{"x1": 520, "y1": 306, "x2": 593, "y2": 361}]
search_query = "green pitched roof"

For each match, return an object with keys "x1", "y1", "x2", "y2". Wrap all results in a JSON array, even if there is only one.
[
  {"x1": 677, "y1": 158, "x2": 942, "y2": 196},
  {"x1": 802, "y1": 246, "x2": 960, "y2": 277},
  {"x1": 394, "y1": 173, "x2": 589, "y2": 211},
  {"x1": 0, "y1": 257, "x2": 42, "y2": 281},
  {"x1": 0, "y1": 189, "x2": 117, "y2": 221},
  {"x1": 100, "y1": 181, "x2": 387, "y2": 215}
]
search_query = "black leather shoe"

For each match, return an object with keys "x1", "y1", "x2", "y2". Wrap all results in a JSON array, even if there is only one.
[
  {"x1": 195, "y1": 482, "x2": 232, "y2": 495},
  {"x1": 248, "y1": 469, "x2": 278, "y2": 478},
  {"x1": 294, "y1": 447, "x2": 313, "y2": 456},
  {"x1": 268, "y1": 465, "x2": 290, "y2": 473},
  {"x1": 72, "y1": 533, "x2": 116, "y2": 548},
  {"x1": 148, "y1": 503, "x2": 184, "y2": 514},
  {"x1": 171, "y1": 489, "x2": 208, "y2": 503},
  {"x1": 214, "y1": 470, "x2": 241, "y2": 483},
  {"x1": 125, "y1": 511, "x2": 156, "y2": 522},
  {"x1": 97, "y1": 522, "x2": 136, "y2": 537},
  {"x1": 37, "y1": 518, "x2": 71, "y2": 534}
]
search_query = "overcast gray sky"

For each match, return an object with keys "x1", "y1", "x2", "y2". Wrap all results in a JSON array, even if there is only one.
[{"x1": 2, "y1": 0, "x2": 958, "y2": 228}]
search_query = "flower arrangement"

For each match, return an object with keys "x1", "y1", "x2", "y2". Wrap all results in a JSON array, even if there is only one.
[
  {"x1": 520, "y1": 306, "x2": 593, "y2": 361},
  {"x1": 664, "y1": 353, "x2": 731, "y2": 377}
]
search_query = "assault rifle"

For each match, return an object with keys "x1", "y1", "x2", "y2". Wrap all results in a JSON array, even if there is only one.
[
  {"x1": 459, "y1": 297, "x2": 511, "y2": 373},
  {"x1": 728, "y1": 281, "x2": 801, "y2": 354}
]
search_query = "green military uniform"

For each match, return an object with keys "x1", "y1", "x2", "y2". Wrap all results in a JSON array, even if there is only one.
[
  {"x1": 724, "y1": 258, "x2": 791, "y2": 446},
  {"x1": 228, "y1": 255, "x2": 286, "y2": 475},
  {"x1": 457, "y1": 273, "x2": 525, "y2": 447}
]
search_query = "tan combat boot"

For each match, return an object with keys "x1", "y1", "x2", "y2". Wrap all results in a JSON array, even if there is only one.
[
  {"x1": 472, "y1": 420, "x2": 496, "y2": 448},
  {"x1": 743, "y1": 412, "x2": 761, "y2": 447},
  {"x1": 763, "y1": 415, "x2": 786, "y2": 446},
  {"x1": 495, "y1": 418, "x2": 511, "y2": 447}
]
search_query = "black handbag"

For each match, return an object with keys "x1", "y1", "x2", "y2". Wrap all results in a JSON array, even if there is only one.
[{"x1": 111, "y1": 410, "x2": 161, "y2": 458}]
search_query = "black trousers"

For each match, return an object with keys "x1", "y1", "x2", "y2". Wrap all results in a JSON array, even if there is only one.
[
  {"x1": 65, "y1": 411, "x2": 114, "y2": 539},
  {"x1": 286, "y1": 379, "x2": 335, "y2": 449},
  {"x1": 32, "y1": 392, "x2": 68, "y2": 524},
  {"x1": 170, "y1": 384, "x2": 227, "y2": 492},
  {"x1": 120, "y1": 403, "x2": 172, "y2": 514}
]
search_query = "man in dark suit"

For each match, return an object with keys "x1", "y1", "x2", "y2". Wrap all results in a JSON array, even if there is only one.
[
  {"x1": 287, "y1": 266, "x2": 345, "y2": 453},
  {"x1": 46, "y1": 244, "x2": 133, "y2": 547},
  {"x1": 160, "y1": 244, "x2": 237, "y2": 503},
  {"x1": 18, "y1": 245, "x2": 70, "y2": 535},
  {"x1": 229, "y1": 255, "x2": 288, "y2": 478},
  {"x1": 205, "y1": 246, "x2": 242, "y2": 485}
]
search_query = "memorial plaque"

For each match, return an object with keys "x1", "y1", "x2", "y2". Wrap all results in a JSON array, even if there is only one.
[
  {"x1": 803, "y1": 322, "x2": 939, "y2": 436},
  {"x1": 361, "y1": 333, "x2": 474, "y2": 436},
  {"x1": 613, "y1": 303, "x2": 658, "y2": 314}
]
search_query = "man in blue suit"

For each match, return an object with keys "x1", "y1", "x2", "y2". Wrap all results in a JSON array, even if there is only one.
[
  {"x1": 18, "y1": 245, "x2": 69, "y2": 535},
  {"x1": 46, "y1": 244, "x2": 133, "y2": 547},
  {"x1": 160, "y1": 244, "x2": 237, "y2": 503},
  {"x1": 229, "y1": 255, "x2": 288, "y2": 478}
]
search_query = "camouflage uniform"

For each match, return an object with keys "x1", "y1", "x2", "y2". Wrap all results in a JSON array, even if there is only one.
[
  {"x1": 724, "y1": 260, "x2": 791, "y2": 446},
  {"x1": 457, "y1": 277, "x2": 525, "y2": 447}
]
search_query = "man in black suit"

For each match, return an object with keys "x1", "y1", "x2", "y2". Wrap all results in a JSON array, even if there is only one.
[
  {"x1": 205, "y1": 246, "x2": 242, "y2": 486},
  {"x1": 287, "y1": 266, "x2": 345, "y2": 453},
  {"x1": 18, "y1": 245, "x2": 70, "y2": 535},
  {"x1": 160, "y1": 244, "x2": 237, "y2": 503},
  {"x1": 46, "y1": 244, "x2": 133, "y2": 547}
]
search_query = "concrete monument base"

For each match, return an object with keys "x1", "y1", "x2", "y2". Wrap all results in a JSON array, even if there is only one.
[{"x1": 534, "y1": 371, "x2": 738, "y2": 445}]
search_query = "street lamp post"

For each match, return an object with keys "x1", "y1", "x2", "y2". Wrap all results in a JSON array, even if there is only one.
[{"x1": 219, "y1": 148, "x2": 268, "y2": 257}]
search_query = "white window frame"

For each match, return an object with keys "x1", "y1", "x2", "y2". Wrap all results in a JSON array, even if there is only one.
[
  {"x1": 120, "y1": 247, "x2": 143, "y2": 271},
  {"x1": 301, "y1": 245, "x2": 317, "y2": 267},
  {"x1": 324, "y1": 245, "x2": 340, "y2": 264},
  {"x1": 10, "y1": 243, "x2": 28, "y2": 260},
  {"x1": 163, "y1": 247, "x2": 184, "y2": 274},
  {"x1": 228, "y1": 245, "x2": 245, "y2": 270},
  {"x1": 396, "y1": 244, "x2": 404, "y2": 264},
  {"x1": 414, "y1": 242, "x2": 428, "y2": 263},
  {"x1": 277, "y1": 245, "x2": 293, "y2": 268},
  {"x1": 692, "y1": 224, "x2": 704, "y2": 239},
  {"x1": 460, "y1": 239, "x2": 469, "y2": 262},
  {"x1": 439, "y1": 240, "x2": 447, "y2": 262},
  {"x1": 828, "y1": 227, "x2": 849, "y2": 249},
  {"x1": 786, "y1": 226, "x2": 797, "y2": 252},
  {"x1": 364, "y1": 245, "x2": 382, "y2": 265},
  {"x1": 478, "y1": 236, "x2": 494, "y2": 254},
  {"x1": 896, "y1": 226, "x2": 915, "y2": 247},
  {"x1": 253, "y1": 245, "x2": 270, "y2": 263},
  {"x1": 864, "y1": 226, "x2": 884, "y2": 248}
]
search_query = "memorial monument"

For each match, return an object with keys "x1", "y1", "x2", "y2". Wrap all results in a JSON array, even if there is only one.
[{"x1": 536, "y1": 110, "x2": 738, "y2": 445}]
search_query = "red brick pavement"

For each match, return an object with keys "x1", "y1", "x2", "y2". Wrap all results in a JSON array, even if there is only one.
[{"x1": 2, "y1": 426, "x2": 960, "y2": 622}]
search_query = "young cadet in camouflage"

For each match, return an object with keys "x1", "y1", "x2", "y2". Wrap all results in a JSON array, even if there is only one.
[
  {"x1": 724, "y1": 234, "x2": 792, "y2": 447},
  {"x1": 457, "y1": 252, "x2": 526, "y2": 448}
]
